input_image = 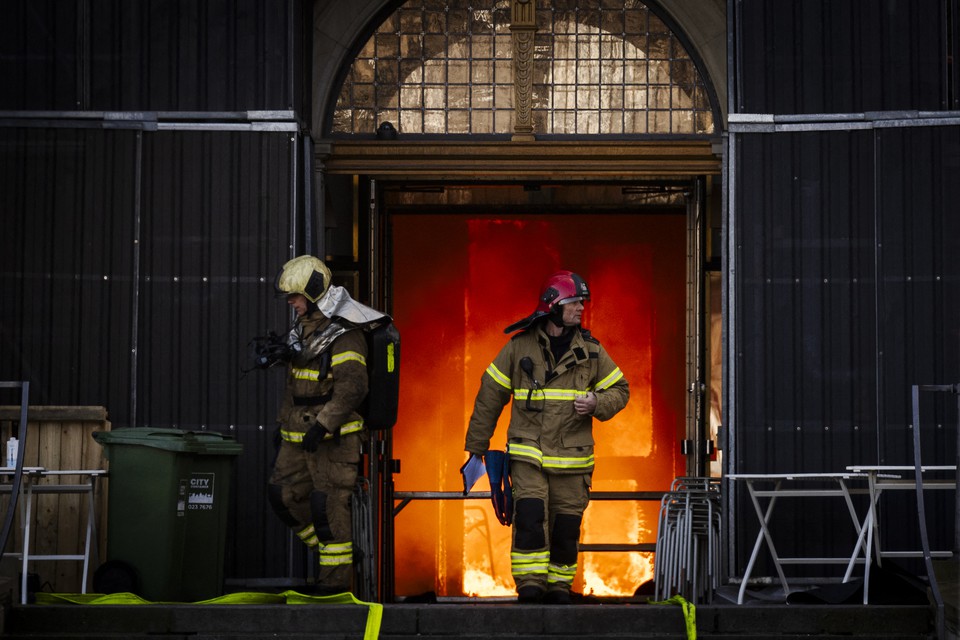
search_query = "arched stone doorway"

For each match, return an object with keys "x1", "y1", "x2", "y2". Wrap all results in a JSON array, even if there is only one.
[{"x1": 310, "y1": 0, "x2": 725, "y2": 601}]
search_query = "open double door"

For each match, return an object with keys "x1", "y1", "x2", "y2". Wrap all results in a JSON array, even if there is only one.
[{"x1": 321, "y1": 140, "x2": 721, "y2": 601}]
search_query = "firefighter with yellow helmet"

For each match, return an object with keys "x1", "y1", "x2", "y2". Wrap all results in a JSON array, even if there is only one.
[
  {"x1": 464, "y1": 270, "x2": 630, "y2": 604},
  {"x1": 269, "y1": 255, "x2": 369, "y2": 594}
]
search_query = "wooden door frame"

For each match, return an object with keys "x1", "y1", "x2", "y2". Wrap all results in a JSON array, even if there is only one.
[
  {"x1": 316, "y1": 138, "x2": 722, "y2": 600},
  {"x1": 317, "y1": 139, "x2": 721, "y2": 181}
]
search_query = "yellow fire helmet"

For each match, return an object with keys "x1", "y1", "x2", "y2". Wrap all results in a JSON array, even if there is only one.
[{"x1": 274, "y1": 255, "x2": 332, "y2": 303}]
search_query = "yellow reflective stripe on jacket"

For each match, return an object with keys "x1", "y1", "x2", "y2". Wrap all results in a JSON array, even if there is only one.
[
  {"x1": 595, "y1": 367, "x2": 624, "y2": 391},
  {"x1": 547, "y1": 562, "x2": 577, "y2": 585},
  {"x1": 332, "y1": 421, "x2": 364, "y2": 438},
  {"x1": 512, "y1": 388, "x2": 587, "y2": 401},
  {"x1": 511, "y1": 550, "x2": 549, "y2": 577},
  {"x1": 513, "y1": 387, "x2": 545, "y2": 400},
  {"x1": 508, "y1": 443, "x2": 594, "y2": 471},
  {"x1": 485, "y1": 362, "x2": 511, "y2": 390},
  {"x1": 282, "y1": 429, "x2": 305, "y2": 442},
  {"x1": 507, "y1": 443, "x2": 543, "y2": 465},
  {"x1": 281, "y1": 420, "x2": 364, "y2": 443},
  {"x1": 318, "y1": 554, "x2": 353, "y2": 567},
  {"x1": 292, "y1": 351, "x2": 364, "y2": 381},
  {"x1": 292, "y1": 367, "x2": 321, "y2": 381},
  {"x1": 543, "y1": 453, "x2": 595, "y2": 470},
  {"x1": 332, "y1": 351, "x2": 366, "y2": 367},
  {"x1": 297, "y1": 525, "x2": 319, "y2": 547},
  {"x1": 318, "y1": 541, "x2": 353, "y2": 566}
]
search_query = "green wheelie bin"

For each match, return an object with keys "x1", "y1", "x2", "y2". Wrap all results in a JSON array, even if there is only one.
[{"x1": 92, "y1": 428, "x2": 243, "y2": 602}]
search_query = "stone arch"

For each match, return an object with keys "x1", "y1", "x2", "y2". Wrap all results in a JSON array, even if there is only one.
[{"x1": 310, "y1": 0, "x2": 727, "y2": 138}]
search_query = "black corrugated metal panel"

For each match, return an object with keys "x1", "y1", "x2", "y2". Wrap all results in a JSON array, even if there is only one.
[
  {"x1": 873, "y1": 125, "x2": 960, "y2": 557},
  {"x1": 732, "y1": 127, "x2": 960, "y2": 577},
  {"x1": 0, "y1": 0, "x2": 306, "y2": 112},
  {"x1": 0, "y1": 125, "x2": 306, "y2": 587},
  {"x1": 875, "y1": 125, "x2": 960, "y2": 453},
  {"x1": 136, "y1": 130, "x2": 299, "y2": 582},
  {"x1": 0, "y1": 127, "x2": 139, "y2": 417},
  {"x1": 735, "y1": 130, "x2": 879, "y2": 472},
  {"x1": 735, "y1": 0, "x2": 958, "y2": 114},
  {"x1": 0, "y1": 2, "x2": 81, "y2": 110}
]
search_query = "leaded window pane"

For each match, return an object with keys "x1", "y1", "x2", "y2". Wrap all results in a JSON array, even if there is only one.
[
  {"x1": 474, "y1": 35, "x2": 494, "y2": 58},
  {"x1": 449, "y1": 109, "x2": 470, "y2": 133},
  {"x1": 423, "y1": 59, "x2": 446, "y2": 84},
  {"x1": 449, "y1": 85, "x2": 470, "y2": 108},
  {"x1": 472, "y1": 110, "x2": 494, "y2": 133},
  {"x1": 330, "y1": 0, "x2": 714, "y2": 136}
]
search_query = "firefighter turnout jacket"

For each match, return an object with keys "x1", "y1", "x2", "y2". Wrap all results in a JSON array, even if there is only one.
[
  {"x1": 465, "y1": 322, "x2": 629, "y2": 474},
  {"x1": 277, "y1": 312, "x2": 369, "y2": 442},
  {"x1": 270, "y1": 310, "x2": 368, "y2": 590}
]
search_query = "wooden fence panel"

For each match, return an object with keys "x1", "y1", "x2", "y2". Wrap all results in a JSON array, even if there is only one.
[{"x1": 0, "y1": 406, "x2": 110, "y2": 595}]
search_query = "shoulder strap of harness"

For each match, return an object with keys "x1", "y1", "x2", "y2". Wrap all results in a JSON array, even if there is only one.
[{"x1": 296, "y1": 321, "x2": 351, "y2": 363}]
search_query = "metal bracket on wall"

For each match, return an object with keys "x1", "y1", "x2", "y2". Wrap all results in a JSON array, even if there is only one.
[{"x1": 680, "y1": 439, "x2": 715, "y2": 456}]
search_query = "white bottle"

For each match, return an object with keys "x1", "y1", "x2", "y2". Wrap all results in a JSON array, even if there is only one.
[{"x1": 6, "y1": 437, "x2": 18, "y2": 468}]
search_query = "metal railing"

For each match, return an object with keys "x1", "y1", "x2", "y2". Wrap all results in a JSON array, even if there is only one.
[{"x1": 392, "y1": 490, "x2": 666, "y2": 556}]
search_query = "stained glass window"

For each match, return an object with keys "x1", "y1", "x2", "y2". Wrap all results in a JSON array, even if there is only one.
[{"x1": 330, "y1": 0, "x2": 715, "y2": 136}]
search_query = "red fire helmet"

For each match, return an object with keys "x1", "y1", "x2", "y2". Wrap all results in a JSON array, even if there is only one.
[
  {"x1": 535, "y1": 270, "x2": 590, "y2": 313},
  {"x1": 504, "y1": 270, "x2": 590, "y2": 333}
]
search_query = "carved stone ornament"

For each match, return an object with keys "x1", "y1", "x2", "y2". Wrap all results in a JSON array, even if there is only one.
[{"x1": 511, "y1": 0, "x2": 536, "y2": 140}]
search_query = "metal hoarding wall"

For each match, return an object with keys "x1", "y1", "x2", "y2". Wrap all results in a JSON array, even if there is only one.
[
  {"x1": 734, "y1": 0, "x2": 953, "y2": 114},
  {"x1": 729, "y1": 0, "x2": 960, "y2": 584},
  {"x1": 0, "y1": 0, "x2": 305, "y2": 112},
  {"x1": 135, "y1": 129, "x2": 300, "y2": 584},
  {"x1": 0, "y1": 125, "x2": 304, "y2": 589},
  {"x1": 0, "y1": 0, "x2": 314, "y2": 589},
  {"x1": 874, "y1": 125, "x2": 960, "y2": 467},
  {"x1": 0, "y1": 127, "x2": 139, "y2": 419},
  {"x1": 731, "y1": 125, "x2": 960, "y2": 579}
]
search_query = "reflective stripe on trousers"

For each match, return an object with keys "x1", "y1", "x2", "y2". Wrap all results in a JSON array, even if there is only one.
[
  {"x1": 547, "y1": 562, "x2": 577, "y2": 587},
  {"x1": 318, "y1": 541, "x2": 353, "y2": 567},
  {"x1": 511, "y1": 550, "x2": 549, "y2": 579}
]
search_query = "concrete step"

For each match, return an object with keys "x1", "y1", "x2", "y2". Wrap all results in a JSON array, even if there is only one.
[{"x1": 2, "y1": 601, "x2": 936, "y2": 639}]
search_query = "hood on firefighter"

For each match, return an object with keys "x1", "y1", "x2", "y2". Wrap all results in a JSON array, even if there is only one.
[{"x1": 317, "y1": 285, "x2": 392, "y2": 328}]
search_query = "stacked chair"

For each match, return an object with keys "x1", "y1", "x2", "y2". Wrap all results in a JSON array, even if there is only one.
[{"x1": 653, "y1": 476, "x2": 722, "y2": 604}]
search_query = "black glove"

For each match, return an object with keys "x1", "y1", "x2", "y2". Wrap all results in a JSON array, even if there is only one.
[{"x1": 301, "y1": 423, "x2": 329, "y2": 452}]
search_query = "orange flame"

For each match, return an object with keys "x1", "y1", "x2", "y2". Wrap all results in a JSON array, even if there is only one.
[{"x1": 391, "y1": 213, "x2": 686, "y2": 598}]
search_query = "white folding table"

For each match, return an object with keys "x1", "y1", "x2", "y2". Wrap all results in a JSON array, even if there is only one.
[
  {"x1": 845, "y1": 464, "x2": 956, "y2": 604},
  {"x1": 728, "y1": 472, "x2": 873, "y2": 604}
]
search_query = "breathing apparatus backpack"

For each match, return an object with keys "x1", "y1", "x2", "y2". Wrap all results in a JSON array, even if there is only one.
[
  {"x1": 359, "y1": 320, "x2": 401, "y2": 430},
  {"x1": 245, "y1": 318, "x2": 400, "y2": 430},
  {"x1": 246, "y1": 285, "x2": 401, "y2": 429}
]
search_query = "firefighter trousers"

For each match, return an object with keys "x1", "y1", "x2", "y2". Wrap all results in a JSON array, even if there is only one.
[
  {"x1": 509, "y1": 460, "x2": 591, "y2": 595},
  {"x1": 269, "y1": 433, "x2": 360, "y2": 590}
]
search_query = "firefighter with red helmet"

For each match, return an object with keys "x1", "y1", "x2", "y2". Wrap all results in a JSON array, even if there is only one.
[
  {"x1": 464, "y1": 270, "x2": 630, "y2": 604},
  {"x1": 268, "y1": 255, "x2": 368, "y2": 594}
]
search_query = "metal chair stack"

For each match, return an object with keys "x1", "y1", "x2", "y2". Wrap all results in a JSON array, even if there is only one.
[{"x1": 653, "y1": 476, "x2": 722, "y2": 603}]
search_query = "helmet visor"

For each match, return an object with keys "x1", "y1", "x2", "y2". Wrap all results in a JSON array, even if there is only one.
[{"x1": 556, "y1": 295, "x2": 587, "y2": 306}]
